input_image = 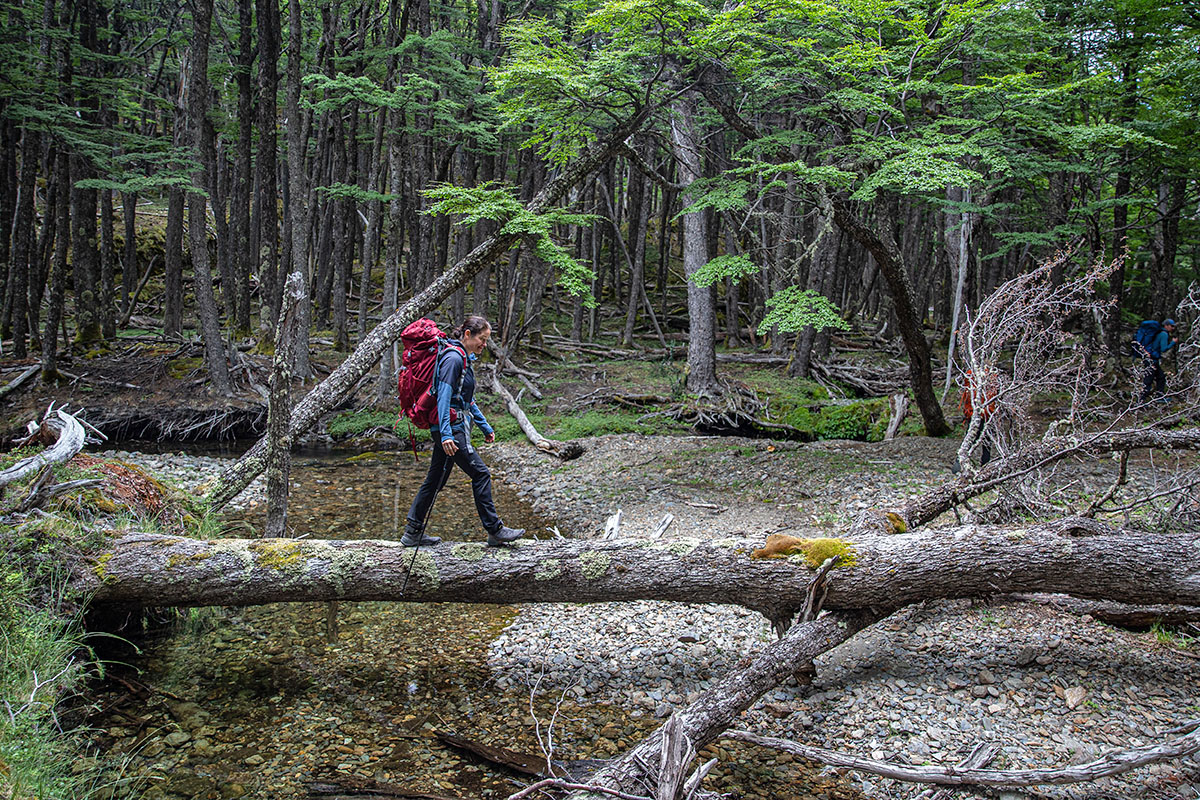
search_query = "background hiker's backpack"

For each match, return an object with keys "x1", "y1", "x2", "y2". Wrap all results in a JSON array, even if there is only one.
[
  {"x1": 397, "y1": 319, "x2": 466, "y2": 429},
  {"x1": 1132, "y1": 320, "x2": 1165, "y2": 359}
]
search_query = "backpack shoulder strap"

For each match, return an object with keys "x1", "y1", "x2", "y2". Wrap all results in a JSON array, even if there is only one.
[{"x1": 433, "y1": 340, "x2": 469, "y2": 397}]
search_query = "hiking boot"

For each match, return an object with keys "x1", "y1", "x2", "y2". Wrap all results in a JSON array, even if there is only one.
[
  {"x1": 487, "y1": 526, "x2": 524, "y2": 547},
  {"x1": 401, "y1": 529, "x2": 441, "y2": 547}
]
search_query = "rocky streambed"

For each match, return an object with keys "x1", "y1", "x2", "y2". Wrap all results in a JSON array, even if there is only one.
[
  {"x1": 85, "y1": 445, "x2": 857, "y2": 800},
  {"x1": 87, "y1": 436, "x2": 1200, "y2": 800}
]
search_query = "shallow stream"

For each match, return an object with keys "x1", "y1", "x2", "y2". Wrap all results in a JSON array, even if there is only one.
[{"x1": 89, "y1": 448, "x2": 854, "y2": 800}]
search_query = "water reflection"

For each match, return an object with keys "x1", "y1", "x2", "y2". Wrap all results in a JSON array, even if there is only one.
[{"x1": 237, "y1": 449, "x2": 543, "y2": 544}]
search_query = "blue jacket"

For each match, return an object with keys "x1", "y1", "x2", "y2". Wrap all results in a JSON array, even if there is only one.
[
  {"x1": 433, "y1": 343, "x2": 493, "y2": 443},
  {"x1": 1146, "y1": 329, "x2": 1177, "y2": 362}
]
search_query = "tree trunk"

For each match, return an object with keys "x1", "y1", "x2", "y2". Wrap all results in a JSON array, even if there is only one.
[
  {"x1": 265, "y1": 272, "x2": 305, "y2": 538},
  {"x1": 187, "y1": 0, "x2": 233, "y2": 396},
  {"x1": 832, "y1": 196, "x2": 950, "y2": 436},
  {"x1": 99, "y1": 188, "x2": 116, "y2": 339},
  {"x1": 670, "y1": 94, "x2": 719, "y2": 396},
  {"x1": 231, "y1": 0, "x2": 255, "y2": 337},
  {"x1": 621, "y1": 148, "x2": 651, "y2": 348},
  {"x1": 70, "y1": 157, "x2": 102, "y2": 344},
  {"x1": 285, "y1": 0, "x2": 312, "y2": 379},
  {"x1": 1150, "y1": 177, "x2": 1184, "y2": 320},
  {"x1": 41, "y1": 150, "x2": 69, "y2": 379},
  {"x1": 941, "y1": 186, "x2": 973, "y2": 400},
  {"x1": 120, "y1": 191, "x2": 137, "y2": 316},
  {"x1": 79, "y1": 522, "x2": 1200, "y2": 615},
  {"x1": 8, "y1": 128, "x2": 36, "y2": 358},
  {"x1": 163, "y1": 186, "x2": 185, "y2": 338},
  {"x1": 255, "y1": 0, "x2": 281, "y2": 335}
]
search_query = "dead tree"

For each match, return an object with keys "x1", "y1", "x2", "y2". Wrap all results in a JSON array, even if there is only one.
[
  {"x1": 480, "y1": 365, "x2": 584, "y2": 460},
  {"x1": 264, "y1": 272, "x2": 305, "y2": 538},
  {"x1": 952, "y1": 253, "x2": 1117, "y2": 474}
]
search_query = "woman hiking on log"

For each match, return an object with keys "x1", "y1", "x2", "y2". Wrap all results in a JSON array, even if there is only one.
[{"x1": 401, "y1": 315, "x2": 525, "y2": 548}]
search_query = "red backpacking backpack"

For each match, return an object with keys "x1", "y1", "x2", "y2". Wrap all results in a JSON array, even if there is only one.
[{"x1": 397, "y1": 319, "x2": 466, "y2": 429}]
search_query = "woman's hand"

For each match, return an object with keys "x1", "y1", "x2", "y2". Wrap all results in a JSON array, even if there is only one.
[
  {"x1": 442, "y1": 439, "x2": 459, "y2": 456},
  {"x1": 484, "y1": 432, "x2": 495, "y2": 444}
]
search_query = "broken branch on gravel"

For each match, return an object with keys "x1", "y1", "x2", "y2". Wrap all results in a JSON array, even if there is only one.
[
  {"x1": 481, "y1": 365, "x2": 584, "y2": 460},
  {"x1": 896, "y1": 424, "x2": 1200, "y2": 530},
  {"x1": 564, "y1": 611, "x2": 883, "y2": 799},
  {"x1": 723, "y1": 719, "x2": 1200, "y2": 787}
]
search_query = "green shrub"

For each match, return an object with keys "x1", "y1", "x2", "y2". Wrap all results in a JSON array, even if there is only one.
[{"x1": 816, "y1": 403, "x2": 874, "y2": 440}]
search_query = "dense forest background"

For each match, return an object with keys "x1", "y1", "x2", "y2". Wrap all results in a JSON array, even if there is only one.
[{"x1": 0, "y1": 0, "x2": 1197, "y2": 426}]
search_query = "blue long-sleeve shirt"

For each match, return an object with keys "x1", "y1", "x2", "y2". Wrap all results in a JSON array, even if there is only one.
[{"x1": 434, "y1": 344, "x2": 493, "y2": 443}]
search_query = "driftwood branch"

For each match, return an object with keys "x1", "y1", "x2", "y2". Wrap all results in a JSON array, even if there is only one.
[
  {"x1": 884, "y1": 392, "x2": 908, "y2": 440},
  {"x1": 723, "y1": 720, "x2": 1200, "y2": 787},
  {"x1": 481, "y1": 365, "x2": 584, "y2": 460},
  {"x1": 18, "y1": 471, "x2": 104, "y2": 512},
  {"x1": 0, "y1": 364, "x2": 40, "y2": 399},
  {"x1": 0, "y1": 408, "x2": 88, "y2": 488}
]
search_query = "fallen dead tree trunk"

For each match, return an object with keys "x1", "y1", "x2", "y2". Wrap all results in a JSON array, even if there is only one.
[
  {"x1": 77, "y1": 522, "x2": 1200, "y2": 618},
  {"x1": 897, "y1": 425, "x2": 1200, "y2": 529},
  {"x1": 480, "y1": 365, "x2": 584, "y2": 460},
  {"x1": 1012, "y1": 594, "x2": 1200, "y2": 629}
]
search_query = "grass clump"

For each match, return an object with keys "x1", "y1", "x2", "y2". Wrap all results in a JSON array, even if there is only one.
[{"x1": 0, "y1": 571, "x2": 105, "y2": 800}]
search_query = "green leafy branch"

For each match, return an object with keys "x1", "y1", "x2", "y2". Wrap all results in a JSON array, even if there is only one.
[
  {"x1": 424, "y1": 182, "x2": 598, "y2": 305},
  {"x1": 757, "y1": 286, "x2": 849, "y2": 336}
]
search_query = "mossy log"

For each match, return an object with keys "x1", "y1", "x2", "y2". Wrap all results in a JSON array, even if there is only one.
[{"x1": 78, "y1": 521, "x2": 1200, "y2": 620}]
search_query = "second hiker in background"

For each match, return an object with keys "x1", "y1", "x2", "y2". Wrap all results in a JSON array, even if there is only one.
[{"x1": 1132, "y1": 318, "x2": 1178, "y2": 403}]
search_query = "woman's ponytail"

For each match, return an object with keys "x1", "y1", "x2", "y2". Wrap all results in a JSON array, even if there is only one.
[{"x1": 454, "y1": 314, "x2": 491, "y2": 340}]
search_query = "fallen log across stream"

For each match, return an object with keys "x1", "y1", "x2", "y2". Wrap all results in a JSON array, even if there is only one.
[{"x1": 78, "y1": 521, "x2": 1200, "y2": 622}]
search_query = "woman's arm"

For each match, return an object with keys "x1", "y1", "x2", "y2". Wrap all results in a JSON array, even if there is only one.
[{"x1": 469, "y1": 401, "x2": 493, "y2": 436}]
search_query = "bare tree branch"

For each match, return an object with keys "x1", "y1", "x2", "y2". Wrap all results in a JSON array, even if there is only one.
[{"x1": 723, "y1": 720, "x2": 1200, "y2": 787}]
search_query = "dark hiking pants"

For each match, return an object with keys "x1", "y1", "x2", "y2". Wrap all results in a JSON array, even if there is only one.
[
  {"x1": 406, "y1": 426, "x2": 502, "y2": 536},
  {"x1": 1140, "y1": 358, "x2": 1166, "y2": 401}
]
